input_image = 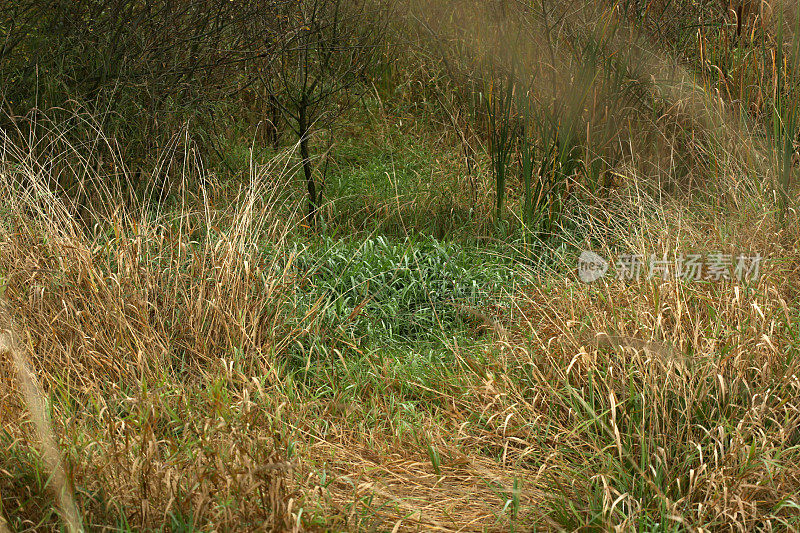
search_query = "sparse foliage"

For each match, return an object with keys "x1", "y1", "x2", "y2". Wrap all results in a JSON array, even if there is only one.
[{"x1": 259, "y1": 0, "x2": 386, "y2": 225}]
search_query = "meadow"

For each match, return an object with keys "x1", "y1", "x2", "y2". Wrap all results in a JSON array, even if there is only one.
[{"x1": 1, "y1": 0, "x2": 800, "y2": 531}]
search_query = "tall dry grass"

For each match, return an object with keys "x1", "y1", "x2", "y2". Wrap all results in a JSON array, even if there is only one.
[
  {"x1": 1, "y1": 109, "x2": 799, "y2": 531},
  {"x1": 1, "y1": 2, "x2": 800, "y2": 530},
  {"x1": 0, "y1": 120, "x2": 303, "y2": 530}
]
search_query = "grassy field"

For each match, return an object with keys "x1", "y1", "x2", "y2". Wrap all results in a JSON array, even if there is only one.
[{"x1": 2, "y1": 0, "x2": 800, "y2": 531}]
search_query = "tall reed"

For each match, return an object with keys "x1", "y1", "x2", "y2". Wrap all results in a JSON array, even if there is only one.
[
  {"x1": 484, "y1": 67, "x2": 516, "y2": 223},
  {"x1": 764, "y1": 12, "x2": 800, "y2": 226}
]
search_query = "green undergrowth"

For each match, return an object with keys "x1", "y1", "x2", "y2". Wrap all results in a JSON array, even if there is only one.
[{"x1": 289, "y1": 234, "x2": 516, "y2": 348}]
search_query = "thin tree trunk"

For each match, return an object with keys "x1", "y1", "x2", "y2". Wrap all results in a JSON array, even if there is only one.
[{"x1": 298, "y1": 93, "x2": 317, "y2": 225}]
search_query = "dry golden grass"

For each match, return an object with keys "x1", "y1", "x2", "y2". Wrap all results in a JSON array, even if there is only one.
[
  {"x1": 0, "y1": 298, "x2": 81, "y2": 532},
  {"x1": 1, "y1": 2, "x2": 800, "y2": 531},
  {"x1": 2, "y1": 121, "x2": 800, "y2": 531}
]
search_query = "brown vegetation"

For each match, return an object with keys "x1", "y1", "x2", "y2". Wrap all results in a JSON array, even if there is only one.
[{"x1": 2, "y1": 0, "x2": 800, "y2": 531}]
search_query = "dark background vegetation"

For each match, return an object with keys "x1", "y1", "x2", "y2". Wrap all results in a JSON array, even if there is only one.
[{"x1": 3, "y1": 0, "x2": 795, "y2": 231}]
